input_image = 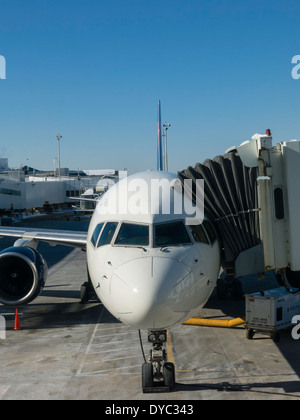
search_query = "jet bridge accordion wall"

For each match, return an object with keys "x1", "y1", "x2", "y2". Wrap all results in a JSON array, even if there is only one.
[{"x1": 178, "y1": 152, "x2": 261, "y2": 268}]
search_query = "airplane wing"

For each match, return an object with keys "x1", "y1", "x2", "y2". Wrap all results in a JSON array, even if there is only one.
[
  {"x1": 70, "y1": 197, "x2": 99, "y2": 203},
  {"x1": 0, "y1": 227, "x2": 87, "y2": 249}
]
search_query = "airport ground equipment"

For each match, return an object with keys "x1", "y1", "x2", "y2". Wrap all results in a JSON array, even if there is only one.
[
  {"x1": 184, "y1": 316, "x2": 245, "y2": 328},
  {"x1": 245, "y1": 287, "x2": 300, "y2": 342},
  {"x1": 179, "y1": 131, "x2": 300, "y2": 295}
]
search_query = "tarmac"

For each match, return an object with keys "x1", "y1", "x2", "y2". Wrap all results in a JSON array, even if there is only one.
[{"x1": 0, "y1": 217, "x2": 300, "y2": 401}]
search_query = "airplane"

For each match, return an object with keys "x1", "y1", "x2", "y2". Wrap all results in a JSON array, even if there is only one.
[{"x1": 0, "y1": 104, "x2": 221, "y2": 392}]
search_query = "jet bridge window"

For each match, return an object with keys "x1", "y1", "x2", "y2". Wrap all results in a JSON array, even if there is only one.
[
  {"x1": 154, "y1": 221, "x2": 192, "y2": 247},
  {"x1": 97, "y1": 222, "x2": 118, "y2": 247},
  {"x1": 114, "y1": 223, "x2": 149, "y2": 246}
]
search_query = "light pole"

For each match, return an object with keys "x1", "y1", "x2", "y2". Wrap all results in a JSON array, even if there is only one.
[
  {"x1": 53, "y1": 157, "x2": 58, "y2": 176},
  {"x1": 163, "y1": 122, "x2": 171, "y2": 171},
  {"x1": 56, "y1": 134, "x2": 62, "y2": 179}
]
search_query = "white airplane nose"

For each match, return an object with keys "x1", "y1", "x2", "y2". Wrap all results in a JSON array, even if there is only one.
[{"x1": 109, "y1": 256, "x2": 196, "y2": 330}]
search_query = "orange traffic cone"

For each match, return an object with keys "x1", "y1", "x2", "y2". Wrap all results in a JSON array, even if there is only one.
[{"x1": 14, "y1": 309, "x2": 21, "y2": 331}]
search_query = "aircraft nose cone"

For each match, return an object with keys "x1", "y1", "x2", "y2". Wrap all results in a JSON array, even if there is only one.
[{"x1": 110, "y1": 256, "x2": 196, "y2": 329}]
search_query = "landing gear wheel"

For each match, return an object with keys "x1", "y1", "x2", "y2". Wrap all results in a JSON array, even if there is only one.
[
  {"x1": 80, "y1": 282, "x2": 90, "y2": 304},
  {"x1": 163, "y1": 362, "x2": 175, "y2": 390},
  {"x1": 272, "y1": 332, "x2": 280, "y2": 343},
  {"x1": 80, "y1": 280, "x2": 99, "y2": 303},
  {"x1": 142, "y1": 363, "x2": 153, "y2": 389},
  {"x1": 141, "y1": 330, "x2": 176, "y2": 393},
  {"x1": 80, "y1": 267, "x2": 100, "y2": 304}
]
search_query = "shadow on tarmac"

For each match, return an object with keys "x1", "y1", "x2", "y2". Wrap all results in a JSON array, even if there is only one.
[
  {"x1": 178, "y1": 281, "x2": 300, "y2": 399},
  {"x1": 174, "y1": 379, "x2": 300, "y2": 398}
]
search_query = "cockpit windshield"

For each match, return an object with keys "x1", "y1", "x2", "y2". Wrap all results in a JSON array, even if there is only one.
[
  {"x1": 114, "y1": 223, "x2": 149, "y2": 246},
  {"x1": 154, "y1": 221, "x2": 192, "y2": 247}
]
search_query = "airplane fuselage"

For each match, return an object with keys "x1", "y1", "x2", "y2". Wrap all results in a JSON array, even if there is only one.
[{"x1": 86, "y1": 171, "x2": 220, "y2": 331}]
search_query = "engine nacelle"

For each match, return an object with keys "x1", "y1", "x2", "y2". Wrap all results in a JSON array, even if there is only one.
[{"x1": 0, "y1": 247, "x2": 48, "y2": 306}]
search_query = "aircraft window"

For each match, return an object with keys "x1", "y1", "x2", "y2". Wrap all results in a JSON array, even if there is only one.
[
  {"x1": 98, "y1": 222, "x2": 118, "y2": 247},
  {"x1": 91, "y1": 223, "x2": 104, "y2": 247},
  {"x1": 115, "y1": 223, "x2": 149, "y2": 246},
  {"x1": 189, "y1": 224, "x2": 209, "y2": 245},
  {"x1": 203, "y1": 220, "x2": 217, "y2": 244},
  {"x1": 155, "y1": 221, "x2": 192, "y2": 247}
]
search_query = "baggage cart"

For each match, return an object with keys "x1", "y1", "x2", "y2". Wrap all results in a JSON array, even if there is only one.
[{"x1": 245, "y1": 287, "x2": 300, "y2": 342}]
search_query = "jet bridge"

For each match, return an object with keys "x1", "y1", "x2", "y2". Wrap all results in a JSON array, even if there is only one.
[{"x1": 179, "y1": 131, "x2": 300, "y2": 291}]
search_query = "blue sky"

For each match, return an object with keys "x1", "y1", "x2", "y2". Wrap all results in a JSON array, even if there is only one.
[{"x1": 0, "y1": 0, "x2": 300, "y2": 173}]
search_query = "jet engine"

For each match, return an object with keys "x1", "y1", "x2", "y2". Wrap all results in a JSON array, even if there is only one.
[{"x1": 0, "y1": 247, "x2": 48, "y2": 306}]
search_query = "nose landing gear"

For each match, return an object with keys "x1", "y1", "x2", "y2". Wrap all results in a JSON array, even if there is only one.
[{"x1": 141, "y1": 330, "x2": 175, "y2": 393}]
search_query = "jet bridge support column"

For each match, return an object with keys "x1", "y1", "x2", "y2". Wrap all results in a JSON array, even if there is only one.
[{"x1": 238, "y1": 133, "x2": 300, "y2": 287}]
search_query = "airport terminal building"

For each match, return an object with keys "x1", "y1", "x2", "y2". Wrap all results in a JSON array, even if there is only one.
[{"x1": 0, "y1": 159, "x2": 123, "y2": 211}]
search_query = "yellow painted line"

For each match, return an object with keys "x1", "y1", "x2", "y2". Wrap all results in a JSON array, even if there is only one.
[{"x1": 166, "y1": 329, "x2": 176, "y2": 367}]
